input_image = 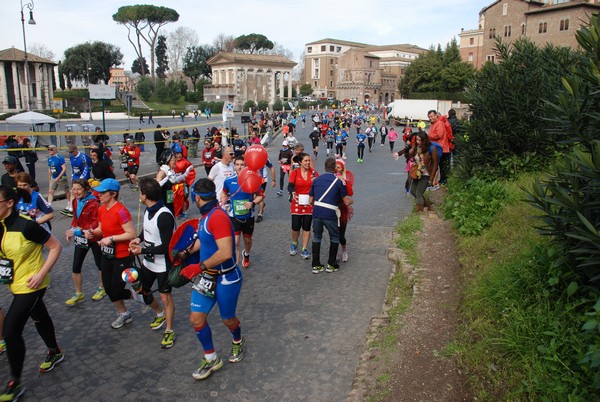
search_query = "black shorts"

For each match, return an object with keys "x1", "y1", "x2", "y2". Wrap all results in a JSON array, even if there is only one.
[
  {"x1": 232, "y1": 216, "x2": 255, "y2": 236},
  {"x1": 127, "y1": 165, "x2": 139, "y2": 175},
  {"x1": 140, "y1": 266, "x2": 172, "y2": 294},
  {"x1": 291, "y1": 214, "x2": 312, "y2": 232}
]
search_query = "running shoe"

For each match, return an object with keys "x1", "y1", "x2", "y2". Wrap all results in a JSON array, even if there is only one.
[
  {"x1": 0, "y1": 380, "x2": 24, "y2": 401},
  {"x1": 60, "y1": 209, "x2": 73, "y2": 217},
  {"x1": 229, "y1": 337, "x2": 246, "y2": 363},
  {"x1": 312, "y1": 265, "x2": 324, "y2": 274},
  {"x1": 65, "y1": 293, "x2": 85, "y2": 306},
  {"x1": 357, "y1": 158, "x2": 361, "y2": 163},
  {"x1": 111, "y1": 311, "x2": 133, "y2": 329},
  {"x1": 150, "y1": 315, "x2": 166, "y2": 330},
  {"x1": 242, "y1": 252, "x2": 250, "y2": 269},
  {"x1": 301, "y1": 248, "x2": 310, "y2": 260},
  {"x1": 0, "y1": 340, "x2": 5, "y2": 355},
  {"x1": 39, "y1": 352, "x2": 64, "y2": 373},
  {"x1": 192, "y1": 357, "x2": 223, "y2": 380},
  {"x1": 161, "y1": 330, "x2": 175, "y2": 349},
  {"x1": 92, "y1": 287, "x2": 106, "y2": 301},
  {"x1": 342, "y1": 249, "x2": 349, "y2": 263},
  {"x1": 255, "y1": 214, "x2": 263, "y2": 223},
  {"x1": 427, "y1": 184, "x2": 440, "y2": 191},
  {"x1": 277, "y1": 190, "x2": 283, "y2": 196},
  {"x1": 326, "y1": 263, "x2": 339, "y2": 273},
  {"x1": 289, "y1": 241, "x2": 299, "y2": 256}
]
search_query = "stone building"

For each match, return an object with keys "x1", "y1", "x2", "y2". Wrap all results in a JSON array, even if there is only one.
[
  {"x1": 108, "y1": 67, "x2": 134, "y2": 92},
  {"x1": 204, "y1": 52, "x2": 296, "y2": 111},
  {"x1": 0, "y1": 47, "x2": 56, "y2": 112},
  {"x1": 460, "y1": 0, "x2": 600, "y2": 68},
  {"x1": 303, "y1": 39, "x2": 426, "y2": 105}
]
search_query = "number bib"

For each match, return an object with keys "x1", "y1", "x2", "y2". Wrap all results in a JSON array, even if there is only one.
[
  {"x1": 73, "y1": 166, "x2": 81, "y2": 175},
  {"x1": 166, "y1": 189, "x2": 174, "y2": 204},
  {"x1": 101, "y1": 244, "x2": 115, "y2": 259},
  {"x1": 74, "y1": 235, "x2": 89, "y2": 250},
  {"x1": 192, "y1": 271, "x2": 217, "y2": 298},
  {"x1": 233, "y1": 199, "x2": 250, "y2": 216},
  {"x1": 0, "y1": 258, "x2": 15, "y2": 284}
]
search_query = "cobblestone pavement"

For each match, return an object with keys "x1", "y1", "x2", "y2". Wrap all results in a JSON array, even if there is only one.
[{"x1": 0, "y1": 118, "x2": 414, "y2": 401}]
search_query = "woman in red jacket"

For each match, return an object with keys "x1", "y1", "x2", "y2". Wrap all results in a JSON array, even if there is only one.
[
  {"x1": 335, "y1": 160, "x2": 354, "y2": 262},
  {"x1": 64, "y1": 179, "x2": 105, "y2": 305}
]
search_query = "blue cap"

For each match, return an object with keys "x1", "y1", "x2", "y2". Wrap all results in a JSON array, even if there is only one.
[
  {"x1": 172, "y1": 143, "x2": 182, "y2": 154},
  {"x1": 93, "y1": 178, "x2": 121, "y2": 192}
]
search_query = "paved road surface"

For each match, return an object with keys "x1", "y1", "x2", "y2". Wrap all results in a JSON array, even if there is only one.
[{"x1": 0, "y1": 116, "x2": 414, "y2": 401}]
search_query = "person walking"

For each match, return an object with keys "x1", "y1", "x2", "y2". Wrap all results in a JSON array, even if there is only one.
[
  {"x1": 64, "y1": 179, "x2": 105, "y2": 305},
  {"x1": 21, "y1": 138, "x2": 38, "y2": 181},
  {"x1": 388, "y1": 126, "x2": 399, "y2": 152},
  {"x1": 0, "y1": 185, "x2": 64, "y2": 401},
  {"x1": 288, "y1": 153, "x2": 318, "y2": 259},
  {"x1": 153, "y1": 125, "x2": 167, "y2": 166},
  {"x1": 148, "y1": 110, "x2": 154, "y2": 124},
  {"x1": 129, "y1": 178, "x2": 177, "y2": 349},
  {"x1": 309, "y1": 158, "x2": 352, "y2": 273},
  {"x1": 409, "y1": 132, "x2": 437, "y2": 212},
  {"x1": 46, "y1": 145, "x2": 69, "y2": 205},
  {"x1": 178, "y1": 178, "x2": 245, "y2": 380},
  {"x1": 379, "y1": 123, "x2": 388, "y2": 146}
]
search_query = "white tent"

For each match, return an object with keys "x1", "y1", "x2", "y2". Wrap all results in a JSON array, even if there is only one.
[
  {"x1": 6, "y1": 111, "x2": 57, "y2": 125},
  {"x1": 5, "y1": 111, "x2": 58, "y2": 146}
]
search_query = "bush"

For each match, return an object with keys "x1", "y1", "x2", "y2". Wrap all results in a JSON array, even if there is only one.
[
  {"x1": 272, "y1": 99, "x2": 284, "y2": 111},
  {"x1": 184, "y1": 92, "x2": 200, "y2": 103},
  {"x1": 243, "y1": 100, "x2": 257, "y2": 112},
  {"x1": 257, "y1": 100, "x2": 269, "y2": 111},
  {"x1": 137, "y1": 77, "x2": 153, "y2": 101},
  {"x1": 197, "y1": 101, "x2": 207, "y2": 112}
]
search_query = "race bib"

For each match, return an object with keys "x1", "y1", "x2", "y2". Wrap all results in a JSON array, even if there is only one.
[
  {"x1": 74, "y1": 235, "x2": 89, "y2": 250},
  {"x1": 192, "y1": 271, "x2": 216, "y2": 298},
  {"x1": 50, "y1": 166, "x2": 57, "y2": 174},
  {"x1": 101, "y1": 244, "x2": 115, "y2": 259},
  {"x1": 166, "y1": 190, "x2": 174, "y2": 204},
  {"x1": 73, "y1": 166, "x2": 81, "y2": 175},
  {"x1": 233, "y1": 199, "x2": 250, "y2": 216},
  {"x1": 204, "y1": 152, "x2": 212, "y2": 159},
  {"x1": 0, "y1": 258, "x2": 14, "y2": 284}
]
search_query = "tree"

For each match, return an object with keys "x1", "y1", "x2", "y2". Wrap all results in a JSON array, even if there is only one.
[
  {"x1": 155, "y1": 79, "x2": 180, "y2": 103},
  {"x1": 183, "y1": 45, "x2": 216, "y2": 88},
  {"x1": 299, "y1": 83, "x2": 312, "y2": 96},
  {"x1": 28, "y1": 43, "x2": 55, "y2": 61},
  {"x1": 132, "y1": 57, "x2": 150, "y2": 76},
  {"x1": 113, "y1": 5, "x2": 179, "y2": 79},
  {"x1": 61, "y1": 41, "x2": 123, "y2": 85},
  {"x1": 167, "y1": 27, "x2": 198, "y2": 76},
  {"x1": 137, "y1": 76, "x2": 153, "y2": 101},
  {"x1": 234, "y1": 33, "x2": 274, "y2": 54},
  {"x1": 155, "y1": 35, "x2": 169, "y2": 79},
  {"x1": 57, "y1": 60, "x2": 66, "y2": 90},
  {"x1": 213, "y1": 33, "x2": 236, "y2": 52}
]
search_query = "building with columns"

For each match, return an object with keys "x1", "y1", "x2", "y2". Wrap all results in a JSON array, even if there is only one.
[
  {"x1": 0, "y1": 48, "x2": 56, "y2": 113},
  {"x1": 204, "y1": 52, "x2": 296, "y2": 111}
]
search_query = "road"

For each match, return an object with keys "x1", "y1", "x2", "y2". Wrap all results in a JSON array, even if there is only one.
[{"x1": 0, "y1": 115, "x2": 414, "y2": 401}]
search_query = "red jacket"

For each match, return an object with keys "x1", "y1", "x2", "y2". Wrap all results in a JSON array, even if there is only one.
[
  {"x1": 428, "y1": 119, "x2": 450, "y2": 153},
  {"x1": 70, "y1": 194, "x2": 100, "y2": 233}
]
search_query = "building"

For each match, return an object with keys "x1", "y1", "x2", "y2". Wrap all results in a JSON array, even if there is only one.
[
  {"x1": 303, "y1": 38, "x2": 426, "y2": 105},
  {"x1": 108, "y1": 67, "x2": 134, "y2": 92},
  {"x1": 204, "y1": 52, "x2": 296, "y2": 110},
  {"x1": 461, "y1": 0, "x2": 600, "y2": 67},
  {"x1": 0, "y1": 47, "x2": 56, "y2": 112}
]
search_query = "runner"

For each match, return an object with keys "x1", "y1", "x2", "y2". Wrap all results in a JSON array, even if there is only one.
[
  {"x1": 178, "y1": 178, "x2": 245, "y2": 380},
  {"x1": 309, "y1": 127, "x2": 321, "y2": 159},
  {"x1": 356, "y1": 128, "x2": 367, "y2": 163},
  {"x1": 121, "y1": 138, "x2": 140, "y2": 190},
  {"x1": 63, "y1": 145, "x2": 92, "y2": 217},
  {"x1": 64, "y1": 179, "x2": 105, "y2": 305},
  {"x1": 221, "y1": 156, "x2": 264, "y2": 268},
  {"x1": 201, "y1": 140, "x2": 216, "y2": 176},
  {"x1": 47, "y1": 145, "x2": 69, "y2": 205},
  {"x1": 0, "y1": 185, "x2": 63, "y2": 401},
  {"x1": 173, "y1": 145, "x2": 196, "y2": 219},
  {"x1": 129, "y1": 178, "x2": 177, "y2": 349},
  {"x1": 208, "y1": 146, "x2": 235, "y2": 201},
  {"x1": 326, "y1": 126, "x2": 335, "y2": 156},
  {"x1": 276, "y1": 141, "x2": 293, "y2": 196},
  {"x1": 288, "y1": 153, "x2": 318, "y2": 259},
  {"x1": 15, "y1": 173, "x2": 54, "y2": 232}
]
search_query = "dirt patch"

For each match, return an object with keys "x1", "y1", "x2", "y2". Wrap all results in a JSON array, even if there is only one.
[{"x1": 350, "y1": 190, "x2": 473, "y2": 401}]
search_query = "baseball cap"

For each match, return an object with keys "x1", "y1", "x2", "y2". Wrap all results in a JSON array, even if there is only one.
[
  {"x1": 48, "y1": 144, "x2": 57, "y2": 149},
  {"x1": 3, "y1": 156, "x2": 18, "y2": 164},
  {"x1": 282, "y1": 141, "x2": 289, "y2": 146},
  {"x1": 93, "y1": 178, "x2": 121, "y2": 192}
]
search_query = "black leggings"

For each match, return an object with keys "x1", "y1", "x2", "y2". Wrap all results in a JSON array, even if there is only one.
[
  {"x1": 389, "y1": 141, "x2": 395, "y2": 152},
  {"x1": 367, "y1": 137, "x2": 374, "y2": 150},
  {"x1": 101, "y1": 256, "x2": 134, "y2": 303},
  {"x1": 279, "y1": 167, "x2": 289, "y2": 191},
  {"x1": 336, "y1": 144, "x2": 344, "y2": 156},
  {"x1": 4, "y1": 288, "x2": 59, "y2": 379},
  {"x1": 339, "y1": 222, "x2": 348, "y2": 247},
  {"x1": 357, "y1": 144, "x2": 365, "y2": 159},
  {"x1": 380, "y1": 134, "x2": 387, "y2": 145},
  {"x1": 291, "y1": 214, "x2": 312, "y2": 232},
  {"x1": 72, "y1": 242, "x2": 102, "y2": 274}
]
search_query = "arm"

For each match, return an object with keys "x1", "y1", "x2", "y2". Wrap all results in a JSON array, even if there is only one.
[{"x1": 27, "y1": 235, "x2": 62, "y2": 289}]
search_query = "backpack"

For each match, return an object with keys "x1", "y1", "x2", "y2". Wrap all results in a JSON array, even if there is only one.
[{"x1": 430, "y1": 142, "x2": 443, "y2": 160}]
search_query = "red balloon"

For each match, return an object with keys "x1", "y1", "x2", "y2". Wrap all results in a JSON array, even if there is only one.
[
  {"x1": 238, "y1": 168, "x2": 263, "y2": 194},
  {"x1": 245, "y1": 145, "x2": 268, "y2": 170}
]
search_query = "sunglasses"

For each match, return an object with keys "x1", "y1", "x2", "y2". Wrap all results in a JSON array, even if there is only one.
[{"x1": 228, "y1": 152, "x2": 235, "y2": 156}]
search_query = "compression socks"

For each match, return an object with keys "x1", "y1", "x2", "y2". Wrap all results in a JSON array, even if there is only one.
[
  {"x1": 225, "y1": 317, "x2": 242, "y2": 342},
  {"x1": 194, "y1": 323, "x2": 215, "y2": 357}
]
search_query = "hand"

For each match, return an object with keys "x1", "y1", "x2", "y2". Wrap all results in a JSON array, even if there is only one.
[
  {"x1": 27, "y1": 272, "x2": 45, "y2": 289},
  {"x1": 180, "y1": 263, "x2": 201, "y2": 280},
  {"x1": 129, "y1": 241, "x2": 142, "y2": 255},
  {"x1": 84, "y1": 230, "x2": 95, "y2": 240}
]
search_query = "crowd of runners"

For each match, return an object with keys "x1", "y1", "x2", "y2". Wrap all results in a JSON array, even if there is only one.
[{"x1": 0, "y1": 104, "x2": 458, "y2": 400}]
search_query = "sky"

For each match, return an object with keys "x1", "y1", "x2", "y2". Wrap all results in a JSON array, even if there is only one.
[{"x1": 0, "y1": 0, "x2": 490, "y2": 68}]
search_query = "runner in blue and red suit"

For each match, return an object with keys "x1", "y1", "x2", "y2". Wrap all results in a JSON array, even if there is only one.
[
  {"x1": 179, "y1": 178, "x2": 245, "y2": 381},
  {"x1": 221, "y1": 156, "x2": 264, "y2": 269}
]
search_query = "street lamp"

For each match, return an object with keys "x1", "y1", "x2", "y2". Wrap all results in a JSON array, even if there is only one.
[{"x1": 20, "y1": 0, "x2": 36, "y2": 111}]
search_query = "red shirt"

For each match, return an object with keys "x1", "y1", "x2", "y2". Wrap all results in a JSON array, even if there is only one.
[
  {"x1": 289, "y1": 167, "x2": 318, "y2": 215},
  {"x1": 122, "y1": 146, "x2": 140, "y2": 167},
  {"x1": 98, "y1": 202, "x2": 132, "y2": 258}
]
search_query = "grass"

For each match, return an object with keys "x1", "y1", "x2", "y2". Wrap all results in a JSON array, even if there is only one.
[{"x1": 448, "y1": 174, "x2": 598, "y2": 400}]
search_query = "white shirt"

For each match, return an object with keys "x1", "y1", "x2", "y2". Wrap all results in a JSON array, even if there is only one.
[{"x1": 208, "y1": 161, "x2": 235, "y2": 200}]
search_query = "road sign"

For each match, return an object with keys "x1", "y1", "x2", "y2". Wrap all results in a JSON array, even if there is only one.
[
  {"x1": 52, "y1": 98, "x2": 63, "y2": 113},
  {"x1": 89, "y1": 84, "x2": 116, "y2": 100},
  {"x1": 223, "y1": 101, "x2": 234, "y2": 121}
]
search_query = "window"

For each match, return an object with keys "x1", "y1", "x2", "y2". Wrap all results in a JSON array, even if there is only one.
[
  {"x1": 521, "y1": 23, "x2": 526, "y2": 35},
  {"x1": 330, "y1": 45, "x2": 334, "y2": 51},
  {"x1": 314, "y1": 69, "x2": 319, "y2": 78},
  {"x1": 489, "y1": 28, "x2": 496, "y2": 39},
  {"x1": 314, "y1": 81, "x2": 317, "y2": 88},
  {"x1": 330, "y1": 70, "x2": 334, "y2": 76},
  {"x1": 560, "y1": 19, "x2": 570, "y2": 31},
  {"x1": 321, "y1": 45, "x2": 326, "y2": 51},
  {"x1": 470, "y1": 38, "x2": 474, "y2": 45},
  {"x1": 486, "y1": 55, "x2": 496, "y2": 62},
  {"x1": 330, "y1": 59, "x2": 334, "y2": 64},
  {"x1": 504, "y1": 25, "x2": 511, "y2": 37},
  {"x1": 330, "y1": 81, "x2": 333, "y2": 87},
  {"x1": 502, "y1": 3, "x2": 508, "y2": 16},
  {"x1": 307, "y1": 47, "x2": 312, "y2": 53},
  {"x1": 468, "y1": 53, "x2": 474, "y2": 62},
  {"x1": 369, "y1": 60, "x2": 373, "y2": 68},
  {"x1": 336, "y1": 46, "x2": 341, "y2": 52},
  {"x1": 539, "y1": 21, "x2": 547, "y2": 34}
]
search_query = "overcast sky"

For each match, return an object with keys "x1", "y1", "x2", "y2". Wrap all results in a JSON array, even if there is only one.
[{"x1": 0, "y1": 0, "x2": 489, "y2": 67}]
